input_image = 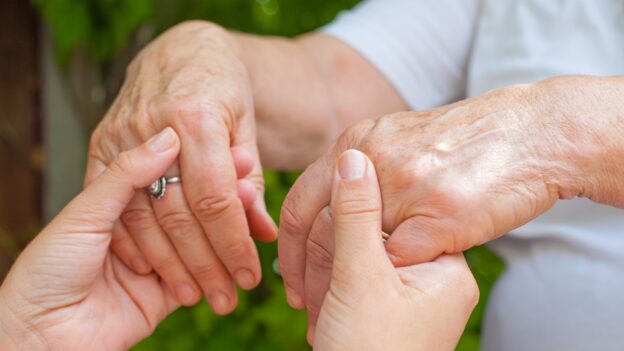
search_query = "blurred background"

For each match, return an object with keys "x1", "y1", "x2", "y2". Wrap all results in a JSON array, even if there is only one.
[{"x1": 0, "y1": 0, "x2": 503, "y2": 349}]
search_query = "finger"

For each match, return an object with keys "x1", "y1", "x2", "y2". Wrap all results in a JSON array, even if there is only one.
[
  {"x1": 60, "y1": 128, "x2": 180, "y2": 229},
  {"x1": 396, "y1": 254, "x2": 471, "y2": 288},
  {"x1": 231, "y1": 145, "x2": 254, "y2": 178},
  {"x1": 278, "y1": 154, "x2": 333, "y2": 309},
  {"x1": 151, "y1": 176, "x2": 239, "y2": 315},
  {"x1": 384, "y1": 216, "x2": 458, "y2": 266},
  {"x1": 110, "y1": 254, "x2": 181, "y2": 327},
  {"x1": 85, "y1": 127, "x2": 151, "y2": 275},
  {"x1": 122, "y1": 191, "x2": 201, "y2": 307},
  {"x1": 110, "y1": 221, "x2": 152, "y2": 274},
  {"x1": 177, "y1": 118, "x2": 261, "y2": 290},
  {"x1": 232, "y1": 118, "x2": 277, "y2": 242},
  {"x1": 330, "y1": 149, "x2": 390, "y2": 273},
  {"x1": 304, "y1": 207, "x2": 334, "y2": 345},
  {"x1": 237, "y1": 178, "x2": 257, "y2": 211},
  {"x1": 246, "y1": 196, "x2": 277, "y2": 242}
]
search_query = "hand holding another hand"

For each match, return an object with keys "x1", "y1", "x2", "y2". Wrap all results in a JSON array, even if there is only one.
[
  {"x1": 279, "y1": 77, "x2": 624, "y2": 334},
  {"x1": 313, "y1": 150, "x2": 477, "y2": 350},
  {"x1": 0, "y1": 129, "x2": 183, "y2": 350}
]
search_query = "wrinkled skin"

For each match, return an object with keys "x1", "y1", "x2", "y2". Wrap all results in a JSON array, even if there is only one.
[
  {"x1": 0, "y1": 129, "x2": 182, "y2": 350},
  {"x1": 313, "y1": 150, "x2": 478, "y2": 350},
  {"x1": 87, "y1": 21, "x2": 277, "y2": 313},
  {"x1": 279, "y1": 76, "x2": 624, "y2": 334}
]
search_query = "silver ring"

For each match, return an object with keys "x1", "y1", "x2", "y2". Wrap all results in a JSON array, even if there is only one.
[{"x1": 148, "y1": 176, "x2": 181, "y2": 199}]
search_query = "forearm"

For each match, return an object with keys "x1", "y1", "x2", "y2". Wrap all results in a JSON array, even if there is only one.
[
  {"x1": 232, "y1": 31, "x2": 407, "y2": 170},
  {"x1": 535, "y1": 75, "x2": 624, "y2": 206}
]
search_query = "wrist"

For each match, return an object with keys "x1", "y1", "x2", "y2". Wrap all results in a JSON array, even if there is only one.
[
  {"x1": 531, "y1": 76, "x2": 624, "y2": 205},
  {"x1": 0, "y1": 290, "x2": 46, "y2": 351}
]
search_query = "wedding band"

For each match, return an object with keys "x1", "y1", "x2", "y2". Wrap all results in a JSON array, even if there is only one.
[{"x1": 148, "y1": 176, "x2": 181, "y2": 199}]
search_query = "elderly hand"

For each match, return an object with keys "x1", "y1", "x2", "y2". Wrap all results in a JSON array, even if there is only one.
[
  {"x1": 312, "y1": 150, "x2": 477, "y2": 350},
  {"x1": 278, "y1": 76, "x2": 624, "y2": 332},
  {"x1": 87, "y1": 21, "x2": 277, "y2": 313},
  {"x1": 0, "y1": 128, "x2": 184, "y2": 350}
]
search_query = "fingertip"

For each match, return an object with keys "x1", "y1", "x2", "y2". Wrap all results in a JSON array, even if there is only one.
[
  {"x1": 234, "y1": 269, "x2": 259, "y2": 290},
  {"x1": 335, "y1": 149, "x2": 369, "y2": 181},
  {"x1": 175, "y1": 283, "x2": 201, "y2": 307},
  {"x1": 231, "y1": 146, "x2": 254, "y2": 178},
  {"x1": 306, "y1": 324, "x2": 316, "y2": 346},
  {"x1": 209, "y1": 290, "x2": 237, "y2": 316},
  {"x1": 248, "y1": 201, "x2": 278, "y2": 242},
  {"x1": 146, "y1": 127, "x2": 180, "y2": 154},
  {"x1": 285, "y1": 284, "x2": 305, "y2": 309}
]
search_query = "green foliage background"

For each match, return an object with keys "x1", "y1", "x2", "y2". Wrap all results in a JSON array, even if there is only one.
[{"x1": 32, "y1": 0, "x2": 504, "y2": 350}]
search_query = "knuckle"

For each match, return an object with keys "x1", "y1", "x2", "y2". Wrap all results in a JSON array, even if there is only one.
[
  {"x1": 128, "y1": 110, "x2": 149, "y2": 139},
  {"x1": 336, "y1": 119, "x2": 375, "y2": 150},
  {"x1": 158, "y1": 211, "x2": 198, "y2": 240},
  {"x1": 279, "y1": 201, "x2": 306, "y2": 238},
  {"x1": 151, "y1": 254, "x2": 182, "y2": 274},
  {"x1": 221, "y1": 240, "x2": 252, "y2": 261},
  {"x1": 121, "y1": 208, "x2": 154, "y2": 231},
  {"x1": 110, "y1": 232, "x2": 132, "y2": 247},
  {"x1": 333, "y1": 196, "x2": 380, "y2": 218},
  {"x1": 457, "y1": 272, "x2": 480, "y2": 308},
  {"x1": 192, "y1": 193, "x2": 237, "y2": 220},
  {"x1": 306, "y1": 238, "x2": 333, "y2": 270},
  {"x1": 189, "y1": 262, "x2": 221, "y2": 282},
  {"x1": 168, "y1": 97, "x2": 235, "y2": 132},
  {"x1": 441, "y1": 263, "x2": 480, "y2": 308}
]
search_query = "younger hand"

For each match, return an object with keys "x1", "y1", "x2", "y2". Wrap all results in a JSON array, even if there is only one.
[
  {"x1": 0, "y1": 128, "x2": 183, "y2": 350},
  {"x1": 313, "y1": 150, "x2": 478, "y2": 350}
]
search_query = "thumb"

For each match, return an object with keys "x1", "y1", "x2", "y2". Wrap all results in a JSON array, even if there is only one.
[
  {"x1": 56, "y1": 127, "x2": 180, "y2": 231},
  {"x1": 331, "y1": 150, "x2": 388, "y2": 272}
]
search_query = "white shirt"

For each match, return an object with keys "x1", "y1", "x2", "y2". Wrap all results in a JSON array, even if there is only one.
[{"x1": 323, "y1": 1, "x2": 624, "y2": 350}]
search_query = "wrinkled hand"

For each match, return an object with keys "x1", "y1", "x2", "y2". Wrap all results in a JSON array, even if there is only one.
[
  {"x1": 88, "y1": 21, "x2": 276, "y2": 313},
  {"x1": 312, "y1": 150, "x2": 477, "y2": 350},
  {"x1": 279, "y1": 81, "x2": 594, "y2": 331},
  {"x1": 0, "y1": 129, "x2": 183, "y2": 350}
]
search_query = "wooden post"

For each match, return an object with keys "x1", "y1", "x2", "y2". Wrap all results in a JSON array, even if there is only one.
[{"x1": 0, "y1": 0, "x2": 41, "y2": 277}]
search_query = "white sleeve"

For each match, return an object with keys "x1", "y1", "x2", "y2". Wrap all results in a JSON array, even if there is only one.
[{"x1": 322, "y1": 0, "x2": 480, "y2": 110}]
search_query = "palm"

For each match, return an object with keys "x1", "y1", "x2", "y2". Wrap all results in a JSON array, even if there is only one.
[{"x1": 9, "y1": 243, "x2": 178, "y2": 351}]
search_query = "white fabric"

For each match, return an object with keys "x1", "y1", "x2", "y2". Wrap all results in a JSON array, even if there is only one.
[
  {"x1": 323, "y1": 1, "x2": 624, "y2": 350},
  {"x1": 322, "y1": 0, "x2": 479, "y2": 110}
]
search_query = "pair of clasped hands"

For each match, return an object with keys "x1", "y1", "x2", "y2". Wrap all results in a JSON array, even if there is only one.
[
  {"x1": 0, "y1": 128, "x2": 476, "y2": 350},
  {"x1": 5, "y1": 21, "x2": 624, "y2": 351}
]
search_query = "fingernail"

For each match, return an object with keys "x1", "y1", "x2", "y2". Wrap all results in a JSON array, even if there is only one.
[
  {"x1": 147, "y1": 127, "x2": 176, "y2": 153},
  {"x1": 338, "y1": 149, "x2": 366, "y2": 180},
  {"x1": 131, "y1": 257, "x2": 152, "y2": 274},
  {"x1": 285, "y1": 285, "x2": 304, "y2": 309},
  {"x1": 234, "y1": 269, "x2": 257, "y2": 290},
  {"x1": 175, "y1": 283, "x2": 198, "y2": 306},
  {"x1": 209, "y1": 291, "x2": 231, "y2": 315}
]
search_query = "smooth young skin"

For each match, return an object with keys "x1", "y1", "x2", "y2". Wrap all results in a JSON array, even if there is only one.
[
  {"x1": 279, "y1": 76, "x2": 624, "y2": 331},
  {"x1": 88, "y1": 20, "x2": 405, "y2": 313},
  {"x1": 313, "y1": 150, "x2": 478, "y2": 350},
  {"x1": 0, "y1": 129, "x2": 183, "y2": 350}
]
